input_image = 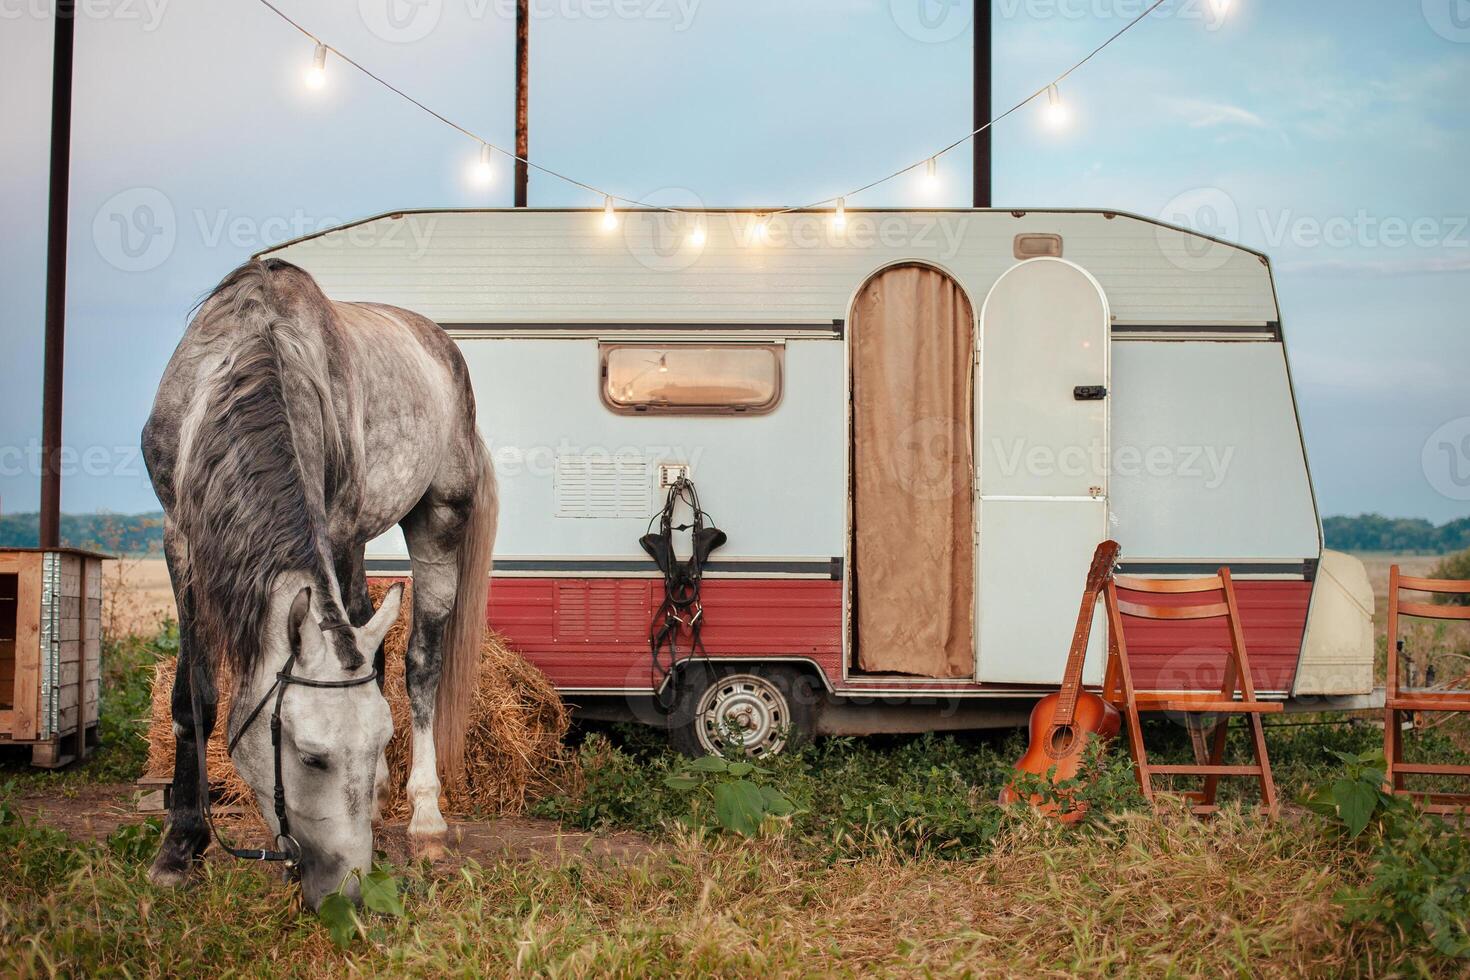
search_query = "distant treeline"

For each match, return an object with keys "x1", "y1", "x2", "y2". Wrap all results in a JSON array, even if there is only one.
[
  {"x1": 0, "y1": 511, "x2": 165, "y2": 556},
  {"x1": 0, "y1": 509, "x2": 1465, "y2": 558},
  {"x1": 1323, "y1": 514, "x2": 1470, "y2": 555}
]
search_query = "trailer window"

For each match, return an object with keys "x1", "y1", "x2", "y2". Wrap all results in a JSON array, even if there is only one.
[{"x1": 601, "y1": 344, "x2": 782, "y2": 415}]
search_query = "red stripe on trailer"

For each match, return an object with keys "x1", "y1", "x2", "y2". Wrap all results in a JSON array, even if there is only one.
[
  {"x1": 486, "y1": 577, "x2": 843, "y2": 690},
  {"x1": 1114, "y1": 580, "x2": 1313, "y2": 694},
  {"x1": 370, "y1": 576, "x2": 1310, "y2": 694}
]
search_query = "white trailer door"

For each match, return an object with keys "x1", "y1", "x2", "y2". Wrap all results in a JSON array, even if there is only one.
[{"x1": 976, "y1": 258, "x2": 1111, "y2": 685}]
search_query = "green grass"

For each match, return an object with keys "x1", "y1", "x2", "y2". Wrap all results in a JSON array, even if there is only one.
[
  {"x1": 6, "y1": 619, "x2": 1470, "y2": 975},
  {"x1": 532, "y1": 717, "x2": 1397, "y2": 861},
  {"x1": 4, "y1": 774, "x2": 1467, "y2": 977}
]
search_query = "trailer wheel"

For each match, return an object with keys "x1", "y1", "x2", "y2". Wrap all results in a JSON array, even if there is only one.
[{"x1": 668, "y1": 664, "x2": 818, "y2": 758}]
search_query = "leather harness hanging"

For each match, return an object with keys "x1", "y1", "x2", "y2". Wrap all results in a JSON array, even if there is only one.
[
  {"x1": 640, "y1": 476, "x2": 726, "y2": 707},
  {"x1": 188, "y1": 619, "x2": 374, "y2": 872}
]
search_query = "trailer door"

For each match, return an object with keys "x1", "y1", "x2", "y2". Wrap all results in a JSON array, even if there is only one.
[
  {"x1": 976, "y1": 258, "x2": 1111, "y2": 685},
  {"x1": 849, "y1": 263, "x2": 976, "y2": 678}
]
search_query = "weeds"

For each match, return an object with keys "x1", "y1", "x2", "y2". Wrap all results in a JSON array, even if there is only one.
[
  {"x1": 318, "y1": 865, "x2": 408, "y2": 948},
  {"x1": 538, "y1": 719, "x2": 1379, "y2": 862},
  {"x1": 662, "y1": 754, "x2": 797, "y2": 835},
  {"x1": 1305, "y1": 749, "x2": 1470, "y2": 960}
]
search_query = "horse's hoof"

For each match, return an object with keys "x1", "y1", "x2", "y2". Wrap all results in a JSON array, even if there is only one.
[
  {"x1": 408, "y1": 831, "x2": 446, "y2": 862},
  {"x1": 148, "y1": 856, "x2": 192, "y2": 889}
]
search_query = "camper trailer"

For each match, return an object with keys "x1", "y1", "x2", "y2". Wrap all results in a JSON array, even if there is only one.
[{"x1": 261, "y1": 207, "x2": 1377, "y2": 755}]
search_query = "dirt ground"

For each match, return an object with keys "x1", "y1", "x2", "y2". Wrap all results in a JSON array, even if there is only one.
[
  {"x1": 13, "y1": 781, "x2": 652, "y2": 867},
  {"x1": 12, "y1": 782, "x2": 140, "y2": 841}
]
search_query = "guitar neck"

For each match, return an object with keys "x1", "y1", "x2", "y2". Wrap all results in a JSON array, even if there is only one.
[
  {"x1": 1053, "y1": 592, "x2": 1096, "y2": 723},
  {"x1": 1053, "y1": 542, "x2": 1119, "y2": 726}
]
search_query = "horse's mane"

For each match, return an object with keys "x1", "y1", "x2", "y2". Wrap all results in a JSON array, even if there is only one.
[{"x1": 174, "y1": 259, "x2": 351, "y2": 676}]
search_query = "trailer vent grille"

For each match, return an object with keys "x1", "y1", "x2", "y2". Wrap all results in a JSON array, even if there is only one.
[
  {"x1": 554, "y1": 453, "x2": 651, "y2": 519},
  {"x1": 555, "y1": 581, "x2": 651, "y2": 640}
]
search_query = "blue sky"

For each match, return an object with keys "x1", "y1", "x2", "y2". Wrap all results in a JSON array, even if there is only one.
[{"x1": 2, "y1": 0, "x2": 1467, "y2": 520}]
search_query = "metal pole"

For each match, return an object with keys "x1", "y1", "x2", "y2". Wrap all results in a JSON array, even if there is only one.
[
  {"x1": 514, "y1": 0, "x2": 528, "y2": 207},
  {"x1": 972, "y1": 0, "x2": 992, "y2": 208},
  {"x1": 40, "y1": 0, "x2": 75, "y2": 549}
]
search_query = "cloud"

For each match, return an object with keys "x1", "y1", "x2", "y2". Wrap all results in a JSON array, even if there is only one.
[{"x1": 1163, "y1": 97, "x2": 1269, "y2": 130}]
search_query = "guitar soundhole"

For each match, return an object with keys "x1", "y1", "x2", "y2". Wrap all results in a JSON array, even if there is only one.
[{"x1": 1048, "y1": 725, "x2": 1078, "y2": 758}]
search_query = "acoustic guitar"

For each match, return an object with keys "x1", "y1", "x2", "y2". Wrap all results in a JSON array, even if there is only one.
[{"x1": 999, "y1": 540, "x2": 1122, "y2": 822}]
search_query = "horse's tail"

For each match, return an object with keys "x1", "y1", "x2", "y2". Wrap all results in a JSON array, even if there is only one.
[{"x1": 434, "y1": 434, "x2": 497, "y2": 780}]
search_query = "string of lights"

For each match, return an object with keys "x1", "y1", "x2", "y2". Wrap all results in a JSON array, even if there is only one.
[{"x1": 258, "y1": 0, "x2": 1196, "y2": 233}]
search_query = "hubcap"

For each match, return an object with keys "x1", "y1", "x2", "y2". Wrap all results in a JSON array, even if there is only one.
[{"x1": 694, "y1": 673, "x2": 789, "y2": 757}]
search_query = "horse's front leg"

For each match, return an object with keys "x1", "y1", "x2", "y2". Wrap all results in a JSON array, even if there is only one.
[
  {"x1": 401, "y1": 520, "x2": 458, "y2": 859},
  {"x1": 150, "y1": 533, "x2": 213, "y2": 886},
  {"x1": 335, "y1": 546, "x2": 392, "y2": 824}
]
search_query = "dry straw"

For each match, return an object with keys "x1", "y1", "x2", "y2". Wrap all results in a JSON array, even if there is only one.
[{"x1": 146, "y1": 580, "x2": 569, "y2": 819}]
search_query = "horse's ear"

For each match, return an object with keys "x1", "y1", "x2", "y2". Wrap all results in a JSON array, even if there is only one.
[
  {"x1": 358, "y1": 583, "x2": 404, "y2": 654},
  {"x1": 288, "y1": 587, "x2": 312, "y2": 640},
  {"x1": 287, "y1": 586, "x2": 327, "y2": 663}
]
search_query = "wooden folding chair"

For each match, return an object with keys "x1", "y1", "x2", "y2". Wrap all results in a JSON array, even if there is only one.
[
  {"x1": 1102, "y1": 567, "x2": 1280, "y2": 817},
  {"x1": 1384, "y1": 565, "x2": 1470, "y2": 815}
]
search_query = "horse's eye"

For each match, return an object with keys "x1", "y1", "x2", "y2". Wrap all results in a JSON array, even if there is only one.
[{"x1": 300, "y1": 754, "x2": 328, "y2": 771}]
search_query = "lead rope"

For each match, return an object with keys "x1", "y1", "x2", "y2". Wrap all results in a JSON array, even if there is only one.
[{"x1": 188, "y1": 654, "x2": 297, "y2": 865}]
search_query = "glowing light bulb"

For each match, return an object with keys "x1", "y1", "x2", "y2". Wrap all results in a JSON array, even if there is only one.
[
  {"x1": 924, "y1": 157, "x2": 939, "y2": 189},
  {"x1": 601, "y1": 196, "x2": 618, "y2": 231},
  {"x1": 473, "y1": 144, "x2": 494, "y2": 186},
  {"x1": 688, "y1": 222, "x2": 706, "y2": 247},
  {"x1": 832, "y1": 198, "x2": 847, "y2": 231},
  {"x1": 657, "y1": 354, "x2": 669, "y2": 373},
  {"x1": 751, "y1": 215, "x2": 770, "y2": 244},
  {"x1": 1044, "y1": 84, "x2": 1070, "y2": 129},
  {"x1": 305, "y1": 43, "x2": 328, "y2": 90}
]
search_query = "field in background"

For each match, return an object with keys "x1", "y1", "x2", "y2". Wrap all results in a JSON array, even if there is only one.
[
  {"x1": 1359, "y1": 554, "x2": 1440, "y2": 602},
  {"x1": 102, "y1": 558, "x2": 176, "y2": 637}
]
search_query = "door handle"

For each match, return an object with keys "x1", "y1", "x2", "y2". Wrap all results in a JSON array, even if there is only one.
[{"x1": 1073, "y1": 385, "x2": 1108, "y2": 401}]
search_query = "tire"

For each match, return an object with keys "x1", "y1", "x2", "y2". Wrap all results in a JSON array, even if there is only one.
[{"x1": 667, "y1": 662, "x2": 819, "y2": 758}]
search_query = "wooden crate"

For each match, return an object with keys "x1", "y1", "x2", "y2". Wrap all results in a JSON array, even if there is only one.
[{"x1": 0, "y1": 548, "x2": 108, "y2": 768}]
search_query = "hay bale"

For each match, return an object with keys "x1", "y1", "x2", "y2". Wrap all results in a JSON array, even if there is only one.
[
  {"x1": 145, "y1": 656, "x2": 255, "y2": 808},
  {"x1": 371, "y1": 580, "x2": 571, "y2": 818},
  {"x1": 144, "y1": 581, "x2": 569, "y2": 819}
]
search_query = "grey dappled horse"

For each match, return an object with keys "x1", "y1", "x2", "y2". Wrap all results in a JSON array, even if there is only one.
[{"x1": 143, "y1": 258, "x2": 496, "y2": 907}]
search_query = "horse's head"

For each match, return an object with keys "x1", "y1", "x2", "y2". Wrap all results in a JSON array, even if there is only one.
[{"x1": 233, "y1": 583, "x2": 401, "y2": 910}]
